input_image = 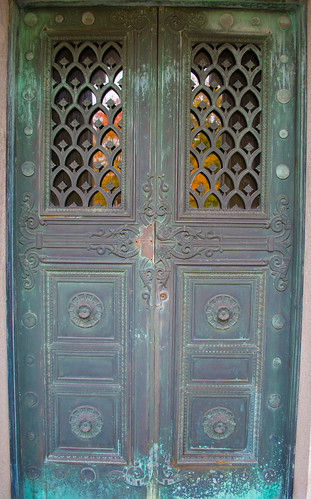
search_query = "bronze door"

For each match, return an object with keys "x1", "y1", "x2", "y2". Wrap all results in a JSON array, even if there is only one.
[{"x1": 12, "y1": 5, "x2": 303, "y2": 498}]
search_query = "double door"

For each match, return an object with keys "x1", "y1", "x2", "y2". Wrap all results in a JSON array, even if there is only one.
[{"x1": 13, "y1": 5, "x2": 301, "y2": 498}]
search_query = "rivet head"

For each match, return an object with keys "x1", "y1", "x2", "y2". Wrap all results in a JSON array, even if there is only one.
[
  {"x1": 251, "y1": 17, "x2": 261, "y2": 25},
  {"x1": 276, "y1": 164, "x2": 290, "y2": 180},
  {"x1": 24, "y1": 13, "x2": 38, "y2": 27},
  {"x1": 24, "y1": 127, "x2": 33, "y2": 136},
  {"x1": 277, "y1": 88, "x2": 291, "y2": 104},
  {"x1": 272, "y1": 314, "x2": 286, "y2": 330},
  {"x1": 268, "y1": 393, "x2": 282, "y2": 409},
  {"x1": 21, "y1": 161, "x2": 36, "y2": 177},
  {"x1": 25, "y1": 51, "x2": 34, "y2": 61},
  {"x1": 55, "y1": 15, "x2": 64, "y2": 23},
  {"x1": 22, "y1": 86, "x2": 36, "y2": 101},
  {"x1": 273, "y1": 357, "x2": 282, "y2": 368},
  {"x1": 82, "y1": 12, "x2": 95, "y2": 25},
  {"x1": 220, "y1": 13, "x2": 234, "y2": 28},
  {"x1": 278, "y1": 15, "x2": 291, "y2": 30},
  {"x1": 279, "y1": 129, "x2": 288, "y2": 139},
  {"x1": 280, "y1": 54, "x2": 289, "y2": 64}
]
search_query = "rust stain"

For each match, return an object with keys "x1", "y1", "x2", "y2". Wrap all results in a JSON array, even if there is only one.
[{"x1": 135, "y1": 222, "x2": 154, "y2": 261}]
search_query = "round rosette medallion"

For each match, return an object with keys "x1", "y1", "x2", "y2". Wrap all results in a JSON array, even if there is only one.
[
  {"x1": 202, "y1": 407, "x2": 236, "y2": 440},
  {"x1": 68, "y1": 292, "x2": 103, "y2": 328},
  {"x1": 69, "y1": 406, "x2": 103, "y2": 440},
  {"x1": 205, "y1": 294, "x2": 240, "y2": 330}
]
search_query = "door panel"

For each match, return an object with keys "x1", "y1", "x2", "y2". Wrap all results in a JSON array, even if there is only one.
[{"x1": 12, "y1": 4, "x2": 300, "y2": 498}]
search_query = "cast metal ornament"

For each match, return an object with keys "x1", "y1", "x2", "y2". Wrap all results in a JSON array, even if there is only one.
[
  {"x1": 68, "y1": 292, "x2": 103, "y2": 328},
  {"x1": 108, "y1": 447, "x2": 194, "y2": 487},
  {"x1": 69, "y1": 406, "x2": 103, "y2": 440},
  {"x1": 202, "y1": 407, "x2": 237, "y2": 440},
  {"x1": 205, "y1": 294, "x2": 240, "y2": 330}
]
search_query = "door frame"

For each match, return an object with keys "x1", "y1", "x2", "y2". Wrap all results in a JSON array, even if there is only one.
[{"x1": 5, "y1": 1, "x2": 307, "y2": 497}]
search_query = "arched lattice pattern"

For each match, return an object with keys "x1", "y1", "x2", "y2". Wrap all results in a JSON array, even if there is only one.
[
  {"x1": 189, "y1": 42, "x2": 262, "y2": 210},
  {"x1": 50, "y1": 41, "x2": 123, "y2": 208}
]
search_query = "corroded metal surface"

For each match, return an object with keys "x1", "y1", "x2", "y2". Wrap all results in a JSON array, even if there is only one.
[{"x1": 12, "y1": 5, "x2": 301, "y2": 498}]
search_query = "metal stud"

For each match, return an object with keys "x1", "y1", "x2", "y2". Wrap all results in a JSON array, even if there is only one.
[
  {"x1": 25, "y1": 51, "x2": 34, "y2": 61},
  {"x1": 24, "y1": 127, "x2": 33, "y2": 136},
  {"x1": 24, "y1": 392, "x2": 38, "y2": 407},
  {"x1": 80, "y1": 468, "x2": 96, "y2": 482},
  {"x1": 276, "y1": 88, "x2": 291, "y2": 104},
  {"x1": 273, "y1": 357, "x2": 282, "y2": 368},
  {"x1": 22, "y1": 311, "x2": 37, "y2": 327},
  {"x1": 272, "y1": 314, "x2": 286, "y2": 330},
  {"x1": 24, "y1": 13, "x2": 38, "y2": 27},
  {"x1": 82, "y1": 12, "x2": 95, "y2": 25},
  {"x1": 26, "y1": 466, "x2": 41, "y2": 480},
  {"x1": 276, "y1": 164, "x2": 290, "y2": 179},
  {"x1": 22, "y1": 86, "x2": 36, "y2": 101},
  {"x1": 55, "y1": 15, "x2": 64, "y2": 23},
  {"x1": 25, "y1": 355, "x2": 35, "y2": 366},
  {"x1": 26, "y1": 432, "x2": 36, "y2": 441},
  {"x1": 278, "y1": 15, "x2": 291, "y2": 30},
  {"x1": 251, "y1": 17, "x2": 260, "y2": 25},
  {"x1": 280, "y1": 54, "x2": 289, "y2": 64},
  {"x1": 279, "y1": 129, "x2": 288, "y2": 139},
  {"x1": 21, "y1": 161, "x2": 36, "y2": 177},
  {"x1": 268, "y1": 393, "x2": 282, "y2": 409},
  {"x1": 220, "y1": 13, "x2": 234, "y2": 28}
]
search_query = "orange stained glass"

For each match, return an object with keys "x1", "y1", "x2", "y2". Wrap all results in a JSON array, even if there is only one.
[
  {"x1": 92, "y1": 110, "x2": 108, "y2": 170},
  {"x1": 92, "y1": 171, "x2": 120, "y2": 206},
  {"x1": 91, "y1": 110, "x2": 122, "y2": 206},
  {"x1": 191, "y1": 172, "x2": 209, "y2": 195},
  {"x1": 114, "y1": 110, "x2": 122, "y2": 130},
  {"x1": 204, "y1": 153, "x2": 221, "y2": 171}
]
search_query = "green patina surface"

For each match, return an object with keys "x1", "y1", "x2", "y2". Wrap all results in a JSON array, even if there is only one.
[{"x1": 9, "y1": 2, "x2": 305, "y2": 498}]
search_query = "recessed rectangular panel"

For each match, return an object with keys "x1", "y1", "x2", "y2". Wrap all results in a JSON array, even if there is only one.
[
  {"x1": 45, "y1": 266, "x2": 130, "y2": 464},
  {"x1": 46, "y1": 269, "x2": 128, "y2": 341},
  {"x1": 55, "y1": 352, "x2": 119, "y2": 382},
  {"x1": 175, "y1": 268, "x2": 265, "y2": 465},
  {"x1": 191, "y1": 355, "x2": 252, "y2": 383},
  {"x1": 56, "y1": 281, "x2": 115, "y2": 339},
  {"x1": 47, "y1": 392, "x2": 126, "y2": 463},
  {"x1": 187, "y1": 395, "x2": 249, "y2": 451},
  {"x1": 192, "y1": 281, "x2": 252, "y2": 341}
]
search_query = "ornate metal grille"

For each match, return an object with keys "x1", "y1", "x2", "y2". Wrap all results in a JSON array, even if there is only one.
[
  {"x1": 50, "y1": 41, "x2": 123, "y2": 209},
  {"x1": 189, "y1": 42, "x2": 262, "y2": 210}
]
